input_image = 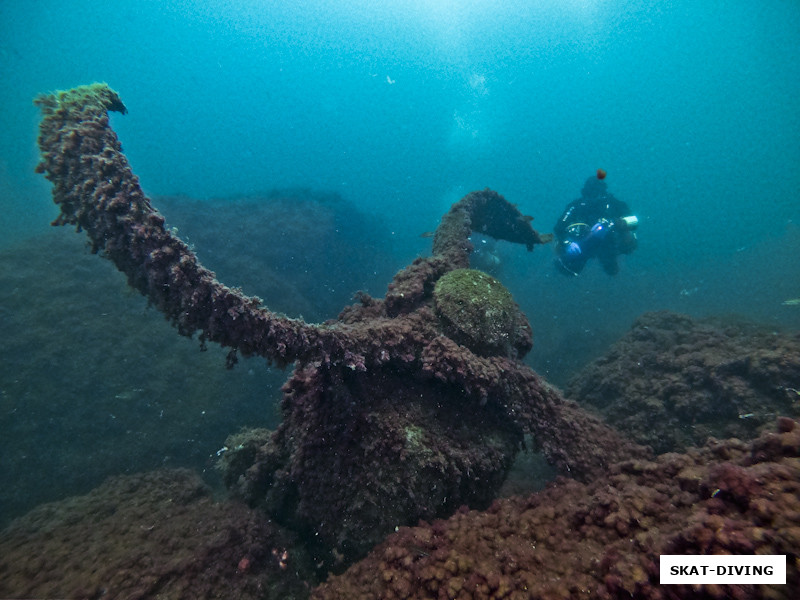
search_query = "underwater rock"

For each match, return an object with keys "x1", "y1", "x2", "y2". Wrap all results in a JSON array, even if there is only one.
[
  {"x1": 0, "y1": 469, "x2": 310, "y2": 599},
  {"x1": 433, "y1": 268, "x2": 531, "y2": 358},
  {"x1": 312, "y1": 419, "x2": 800, "y2": 599},
  {"x1": 567, "y1": 310, "x2": 800, "y2": 453},
  {"x1": 156, "y1": 191, "x2": 396, "y2": 323},
  {"x1": 34, "y1": 83, "x2": 646, "y2": 572},
  {"x1": 0, "y1": 230, "x2": 288, "y2": 530}
]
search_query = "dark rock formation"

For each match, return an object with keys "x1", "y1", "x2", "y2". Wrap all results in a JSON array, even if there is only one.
[
  {"x1": 0, "y1": 469, "x2": 310, "y2": 599},
  {"x1": 567, "y1": 310, "x2": 800, "y2": 453}
]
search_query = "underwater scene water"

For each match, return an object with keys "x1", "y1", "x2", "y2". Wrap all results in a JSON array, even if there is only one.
[{"x1": 1, "y1": 1, "x2": 799, "y2": 598}]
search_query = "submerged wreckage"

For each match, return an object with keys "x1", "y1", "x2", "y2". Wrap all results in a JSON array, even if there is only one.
[{"x1": 28, "y1": 84, "x2": 798, "y2": 597}]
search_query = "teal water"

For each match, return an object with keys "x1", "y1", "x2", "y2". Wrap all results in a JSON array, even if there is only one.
[
  {"x1": 0, "y1": 0, "x2": 799, "y2": 523},
  {"x1": 3, "y1": 1, "x2": 799, "y2": 248}
]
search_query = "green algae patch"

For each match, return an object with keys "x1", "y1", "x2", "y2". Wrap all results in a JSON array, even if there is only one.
[
  {"x1": 433, "y1": 268, "x2": 531, "y2": 358},
  {"x1": 34, "y1": 82, "x2": 127, "y2": 115}
]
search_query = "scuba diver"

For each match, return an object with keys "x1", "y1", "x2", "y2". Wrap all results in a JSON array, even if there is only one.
[{"x1": 553, "y1": 169, "x2": 638, "y2": 276}]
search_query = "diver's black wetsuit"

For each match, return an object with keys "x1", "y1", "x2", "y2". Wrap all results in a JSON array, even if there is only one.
[{"x1": 554, "y1": 175, "x2": 637, "y2": 276}]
